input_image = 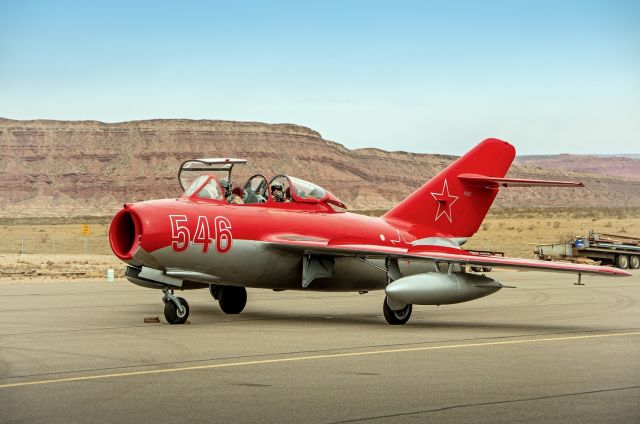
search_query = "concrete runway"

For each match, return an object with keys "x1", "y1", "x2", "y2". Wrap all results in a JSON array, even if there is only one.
[{"x1": 1, "y1": 270, "x2": 639, "y2": 423}]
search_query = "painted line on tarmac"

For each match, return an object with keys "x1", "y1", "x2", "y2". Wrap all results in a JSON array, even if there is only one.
[{"x1": 1, "y1": 331, "x2": 639, "y2": 389}]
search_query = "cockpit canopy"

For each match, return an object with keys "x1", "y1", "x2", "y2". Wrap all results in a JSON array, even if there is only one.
[
  {"x1": 243, "y1": 174, "x2": 346, "y2": 208},
  {"x1": 289, "y1": 176, "x2": 326, "y2": 200},
  {"x1": 179, "y1": 158, "x2": 346, "y2": 209},
  {"x1": 178, "y1": 158, "x2": 247, "y2": 192}
]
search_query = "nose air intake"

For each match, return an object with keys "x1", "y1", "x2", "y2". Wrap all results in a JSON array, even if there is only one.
[{"x1": 109, "y1": 207, "x2": 140, "y2": 260}]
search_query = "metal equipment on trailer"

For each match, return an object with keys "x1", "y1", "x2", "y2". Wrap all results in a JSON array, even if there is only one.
[
  {"x1": 535, "y1": 230, "x2": 640, "y2": 269},
  {"x1": 466, "y1": 249, "x2": 504, "y2": 272}
]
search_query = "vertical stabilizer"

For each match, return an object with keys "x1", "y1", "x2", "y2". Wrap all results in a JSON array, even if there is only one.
[{"x1": 383, "y1": 138, "x2": 515, "y2": 238}]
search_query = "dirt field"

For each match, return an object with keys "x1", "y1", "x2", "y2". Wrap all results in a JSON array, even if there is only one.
[
  {"x1": 0, "y1": 254, "x2": 124, "y2": 283},
  {"x1": 464, "y1": 207, "x2": 640, "y2": 258},
  {"x1": 1, "y1": 208, "x2": 638, "y2": 282}
]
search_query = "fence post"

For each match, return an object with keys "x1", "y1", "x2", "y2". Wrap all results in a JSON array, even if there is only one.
[
  {"x1": 20, "y1": 234, "x2": 24, "y2": 255},
  {"x1": 84, "y1": 237, "x2": 88, "y2": 255}
]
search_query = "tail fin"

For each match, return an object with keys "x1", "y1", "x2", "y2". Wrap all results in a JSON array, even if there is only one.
[{"x1": 383, "y1": 138, "x2": 515, "y2": 238}]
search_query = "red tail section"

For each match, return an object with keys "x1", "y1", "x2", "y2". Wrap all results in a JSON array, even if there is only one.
[{"x1": 383, "y1": 138, "x2": 515, "y2": 238}]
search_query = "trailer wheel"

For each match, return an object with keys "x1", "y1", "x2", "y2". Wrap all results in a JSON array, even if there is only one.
[
  {"x1": 615, "y1": 254, "x2": 629, "y2": 269},
  {"x1": 629, "y1": 255, "x2": 640, "y2": 270}
]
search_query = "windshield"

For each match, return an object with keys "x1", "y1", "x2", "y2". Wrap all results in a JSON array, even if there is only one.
[
  {"x1": 182, "y1": 175, "x2": 223, "y2": 201},
  {"x1": 289, "y1": 176, "x2": 326, "y2": 200},
  {"x1": 196, "y1": 178, "x2": 223, "y2": 200},
  {"x1": 184, "y1": 175, "x2": 209, "y2": 196}
]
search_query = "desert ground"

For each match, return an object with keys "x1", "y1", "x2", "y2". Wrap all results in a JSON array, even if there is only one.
[{"x1": 0, "y1": 208, "x2": 638, "y2": 282}]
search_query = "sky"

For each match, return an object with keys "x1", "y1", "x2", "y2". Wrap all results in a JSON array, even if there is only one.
[{"x1": 0, "y1": 0, "x2": 638, "y2": 155}]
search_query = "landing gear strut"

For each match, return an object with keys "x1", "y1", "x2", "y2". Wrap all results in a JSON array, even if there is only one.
[
  {"x1": 383, "y1": 296, "x2": 412, "y2": 325},
  {"x1": 162, "y1": 288, "x2": 189, "y2": 324}
]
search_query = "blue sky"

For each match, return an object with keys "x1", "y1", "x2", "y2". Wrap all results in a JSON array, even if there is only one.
[{"x1": 1, "y1": 0, "x2": 638, "y2": 154}]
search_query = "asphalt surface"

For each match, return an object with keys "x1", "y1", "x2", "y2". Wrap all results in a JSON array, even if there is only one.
[{"x1": 1, "y1": 270, "x2": 639, "y2": 423}]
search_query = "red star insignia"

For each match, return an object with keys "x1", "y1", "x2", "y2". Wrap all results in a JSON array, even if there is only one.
[{"x1": 430, "y1": 179, "x2": 459, "y2": 223}]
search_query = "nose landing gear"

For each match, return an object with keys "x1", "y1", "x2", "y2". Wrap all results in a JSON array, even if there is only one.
[{"x1": 162, "y1": 288, "x2": 190, "y2": 324}]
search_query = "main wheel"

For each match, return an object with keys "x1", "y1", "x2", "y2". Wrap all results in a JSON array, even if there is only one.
[
  {"x1": 209, "y1": 284, "x2": 220, "y2": 300},
  {"x1": 218, "y1": 286, "x2": 247, "y2": 314},
  {"x1": 615, "y1": 254, "x2": 629, "y2": 269},
  {"x1": 383, "y1": 296, "x2": 412, "y2": 325},
  {"x1": 164, "y1": 296, "x2": 189, "y2": 324},
  {"x1": 629, "y1": 255, "x2": 640, "y2": 270}
]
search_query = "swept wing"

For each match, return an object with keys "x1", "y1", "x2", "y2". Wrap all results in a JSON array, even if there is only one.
[{"x1": 262, "y1": 235, "x2": 630, "y2": 277}]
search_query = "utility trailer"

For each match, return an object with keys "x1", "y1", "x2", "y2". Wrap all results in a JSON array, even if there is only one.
[
  {"x1": 466, "y1": 249, "x2": 504, "y2": 272},
  {"x1": 535, "y1": 230, "x2": 640, "y2": 269}
]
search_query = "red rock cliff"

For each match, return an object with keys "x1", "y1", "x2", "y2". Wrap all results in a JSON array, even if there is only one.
[{"x1": 1, "y1": 118, "x2": 638, "y2": 217}]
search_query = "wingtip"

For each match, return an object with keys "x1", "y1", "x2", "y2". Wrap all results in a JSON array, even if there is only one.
[
  {"x1": 616, "y1": 269, "x2": 633, "y2": 277},
  {"x1": 605, "y1": 267, "x2": 633, "y2": 277}
]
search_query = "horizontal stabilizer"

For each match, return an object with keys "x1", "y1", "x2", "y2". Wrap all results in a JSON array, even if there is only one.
[{"x1": 458, "y1": 173, "x2": 584, "y2": 188}]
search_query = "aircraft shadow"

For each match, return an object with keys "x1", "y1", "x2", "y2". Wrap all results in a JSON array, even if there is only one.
[{"x1": 189, "y1": 304, "x2": 606, "y2": 333}]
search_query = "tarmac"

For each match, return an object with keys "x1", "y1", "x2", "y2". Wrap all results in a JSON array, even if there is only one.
[{"x1": 1, "y1": 270, "x2": 639, "y2": 423}]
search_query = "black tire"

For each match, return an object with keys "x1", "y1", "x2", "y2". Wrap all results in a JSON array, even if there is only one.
[
  {"x1": 209, "y1": 284, "x2": 219, "y2": 300},
  {"x1": 482, "y1": 267, "x2": 492, "y2": 272},
  {"x1": 615, "y1": 254, "x2": 629, "y2": 269},
  {"x1": 470, "y1": 266, "x2": 483, "y2": 272},
  {"x1": 219, "y1": 286, "x2": 247, "y2": 314},
  {"x1": 629, "y1": 255, "x2": 640, "y2": 270},
  {"x1": 383, "y1": 296, "x2": 412, "y2": 325},
  {"x1": 164, "y1": 296, "x2": 189, "y2": 324}
]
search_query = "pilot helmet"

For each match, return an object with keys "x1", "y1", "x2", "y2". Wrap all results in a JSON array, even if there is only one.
[
  {"x1": 271, "y1": 183, "x2": 283, "y2": 192},
  {"x1": 220, "y1": 178, "x2": 231, "y2": 189}
]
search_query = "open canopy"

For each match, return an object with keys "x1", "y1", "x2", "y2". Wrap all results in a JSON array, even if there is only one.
[
  {"x1": 178, "y1": 158, "x2": 247, "y2": 191},
  {"x1": 178, "y1": 159, "x2": 346, "y2": 209}
]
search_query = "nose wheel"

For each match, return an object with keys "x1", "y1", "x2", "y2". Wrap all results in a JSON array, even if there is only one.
[{"x1": 162, "y1": 289, "x2": 189, "y2": 324}]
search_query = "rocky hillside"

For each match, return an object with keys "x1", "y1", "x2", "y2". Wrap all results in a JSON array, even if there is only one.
[
  {"x1": 516, "y1": 155, "x2": 640, "y2": 180},
  {"x1": 1, "y1": 118, "x2": 639, "y2": 217}
]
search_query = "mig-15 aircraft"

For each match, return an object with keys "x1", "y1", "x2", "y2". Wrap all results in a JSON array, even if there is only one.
[{"x1": 108, "y1": 138, "x2": 630, "y2": 325}]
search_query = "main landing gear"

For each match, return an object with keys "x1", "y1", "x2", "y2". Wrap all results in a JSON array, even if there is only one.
[
  {"x1": 162, "y1": 288, "x2": 189, "y2": 324},
  {"x1": 383, "y1": 296, "x2": 412, "y2": 325},
  {"x1": 209, "y1": 284, "x2": 247, "y2": 314}
]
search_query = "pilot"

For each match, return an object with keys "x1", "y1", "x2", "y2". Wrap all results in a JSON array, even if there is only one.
[
  {"x1": 220, "y1": 179, "x2": 232, "y2": 197},
  {"x1": 221, "y1": 179, "x2": 244, "y2": 204},
  {"x1": 219, "y1": 179, "x2": 239, "y2": 204},
  {"x1": 229, "y1": 186, "x2": 244, "y2": 204},
  {"x1": 271, "y1": 184, "x2": 288, "y2": 202}
]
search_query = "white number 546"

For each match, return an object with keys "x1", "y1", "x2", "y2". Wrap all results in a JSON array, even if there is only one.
[{"x1": 169, "y1": 215, "x2": 232, "y2": 254}]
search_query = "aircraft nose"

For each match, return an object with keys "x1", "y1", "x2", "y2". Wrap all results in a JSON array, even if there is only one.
[{"x1": 109, "y1": 205, "x2": 141, "y2": 261}]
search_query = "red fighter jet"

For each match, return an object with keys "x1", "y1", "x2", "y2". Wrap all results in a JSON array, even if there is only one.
[{"x1": 109, "y1": 138, "x2": 630, "y2": 325}]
